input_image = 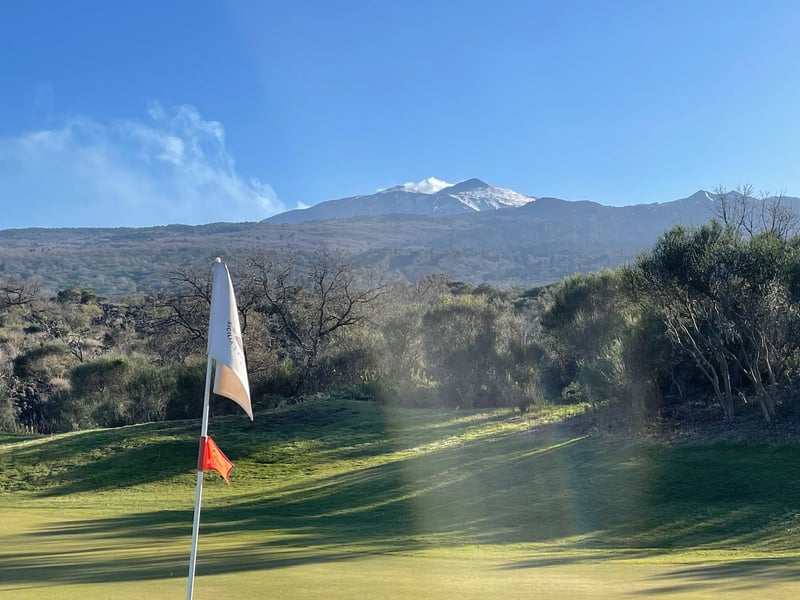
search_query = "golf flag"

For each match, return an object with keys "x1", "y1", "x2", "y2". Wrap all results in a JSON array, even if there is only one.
[
  {"x1": 188, "y1": 259, "x2": 254, "y2": 600},
  {"x1": 198, "y1": 435, "x2": 234, "y2": 483},
  {"x1": 208, "y1": 258, "x2": 253, "y2": 420}
]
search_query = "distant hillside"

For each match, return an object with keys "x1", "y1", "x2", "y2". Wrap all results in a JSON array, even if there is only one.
[{"x1": 3, "y1": 187, "x2": 797, "y2": 298}]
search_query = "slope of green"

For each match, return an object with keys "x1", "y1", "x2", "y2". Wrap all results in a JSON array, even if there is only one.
[{"x1": 2, "y1": 400, "x2": 800, "y2": 598}]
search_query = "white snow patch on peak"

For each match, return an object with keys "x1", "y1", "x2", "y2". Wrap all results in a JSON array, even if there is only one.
[
  {"x1": 689, "y1": 190, "x2": 722, "y2": 203},
  {"x1": 400, "y1": 176, "x2": 453, "y2": 194},
  {"x1": 452, "y1": 185, "x2": 535, "y2": 210}
]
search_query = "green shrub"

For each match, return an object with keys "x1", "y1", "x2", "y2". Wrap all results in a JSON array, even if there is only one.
[
  {"x1": 0, "y1": 382, "x2": 18, "y2": 431},
  {"x1": 66, "y1": 356, "x2": 183, "y2": 428},
  {"x1": 13, "y1": 343, "x2": 75, "y2": 381},
  {"x1": 252, "y1": 358, "x2": 297, "y2": 404},
  {"x1": 165, "y1": 363, "x2": 206, "y2": 421},
  {"x1": 125, "y1": 362, "x2": 176, "y2": 423}
]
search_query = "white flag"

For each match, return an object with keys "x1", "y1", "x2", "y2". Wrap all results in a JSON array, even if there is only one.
[{"x1": 208, "y1": 258, "x2": 253, "y2": 420}]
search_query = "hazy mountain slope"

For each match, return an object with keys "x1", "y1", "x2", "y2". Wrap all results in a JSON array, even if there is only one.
[{"x1": 3, "y1": 188, "x2": 798, "y2": 297}]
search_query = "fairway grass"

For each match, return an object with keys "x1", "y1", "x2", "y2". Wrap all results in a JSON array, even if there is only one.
[
  {"x1": 2, "y1": 400, "x2": 800, "y2": 598},
  {"x1": 4, "y1": 508, "x2": 800, "y2": 600}
]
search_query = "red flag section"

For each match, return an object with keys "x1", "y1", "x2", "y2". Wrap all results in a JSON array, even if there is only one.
[{"x1": 197, "y1": 436, "x2": 234, "y2": 483}]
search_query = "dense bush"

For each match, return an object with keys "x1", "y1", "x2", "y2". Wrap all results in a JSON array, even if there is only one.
[
  {"x1": 13, "y1": 343, "x2": 76, "y2": 381},
  {"x1": 0, "y1": 382, "x2": 17, "y2": 431},
  {"x1": 4, "y1": 223, "x2": 800, "y2": 435}
]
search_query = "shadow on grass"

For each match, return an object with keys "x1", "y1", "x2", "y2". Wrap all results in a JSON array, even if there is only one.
[
  {"x1": 635, "y1": 557, "x2": 800, "y2": 595},
  {"x1": 0, "y1": 536, "x2": 370, "y2": 586},
  {"x1": 1, "y1": 421, "x2": 206, "y2": 495},
  {"x1": 4, "y1": 401, "x2": 515, "y2": 498},
  {"x1": 5, "y1": 402, "x2": 800, "y2": 588},
  {"x1": 497, "y1": 554, "x2": 800, "y2": 596}
]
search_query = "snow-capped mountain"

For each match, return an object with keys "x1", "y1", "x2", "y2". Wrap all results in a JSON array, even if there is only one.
[
  {"x1": 266, "y1": 178, "x2": 535, "y2": 224},
  {"x1": 437, "y1": 178, "x2": 533, "y2": 210},
  {"x1": 266, "y1": 179, "x2": 800, "y2": 233}
]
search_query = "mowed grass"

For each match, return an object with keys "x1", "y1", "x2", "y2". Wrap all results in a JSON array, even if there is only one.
[{"x1": 2, "y1": 399, "x2": 800, "y2": 599}]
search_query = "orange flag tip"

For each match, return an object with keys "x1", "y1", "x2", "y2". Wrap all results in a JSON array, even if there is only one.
[{"x1": 198, "y1": 435, "x2": 234, "y2": 484}]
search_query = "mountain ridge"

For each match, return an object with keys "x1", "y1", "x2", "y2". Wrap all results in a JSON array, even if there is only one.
[
  {"x1": 268, "y1": 180, "x2": 800, "y2": 227},
  {"x1": 3, "y1": 183, "x2": 800, "y2": 297}
]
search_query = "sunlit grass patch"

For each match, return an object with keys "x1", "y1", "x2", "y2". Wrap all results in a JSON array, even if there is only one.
[{"x1": 3, "y1": 399, "x2": 800, "y2": 598}]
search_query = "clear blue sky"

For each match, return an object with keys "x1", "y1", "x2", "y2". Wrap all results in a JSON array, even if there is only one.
[{"x1": 2, "y1": 0, "x2": 800, "y2": 227}]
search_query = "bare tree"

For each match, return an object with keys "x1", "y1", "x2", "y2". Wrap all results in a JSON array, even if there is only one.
[
  {"x1": 0, "y1": 278, "x2": 42, "y2": 310},
  {"x1": 146, "y1": 265, "x2": 213, "y2": 363},
  {"x1": 712, "y1": 185, "x2": 799, "y2": 240},
  {"x1": 150, "y1": 260, "x2": 266, "y2": 366},
  {"x1": 248, "y1": 248, "x2": 388, "y2": 392}
]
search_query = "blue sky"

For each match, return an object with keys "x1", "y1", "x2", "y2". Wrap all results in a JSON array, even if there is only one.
[{"x1": 2, "y1": 1, "x2": 800, "y2": 228}]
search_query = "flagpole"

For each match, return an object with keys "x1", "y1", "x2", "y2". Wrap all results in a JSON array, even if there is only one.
[{"x1": 187, "y1": 355, "x2": 214, "y2": 600}]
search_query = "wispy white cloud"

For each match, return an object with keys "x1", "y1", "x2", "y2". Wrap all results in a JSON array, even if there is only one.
[
  {"x1": 0, "y1": 103, "x2": 283, "y2": 228},
  {"x1": 400, "y1": 176, "x2": 452, "y2": 194}
]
